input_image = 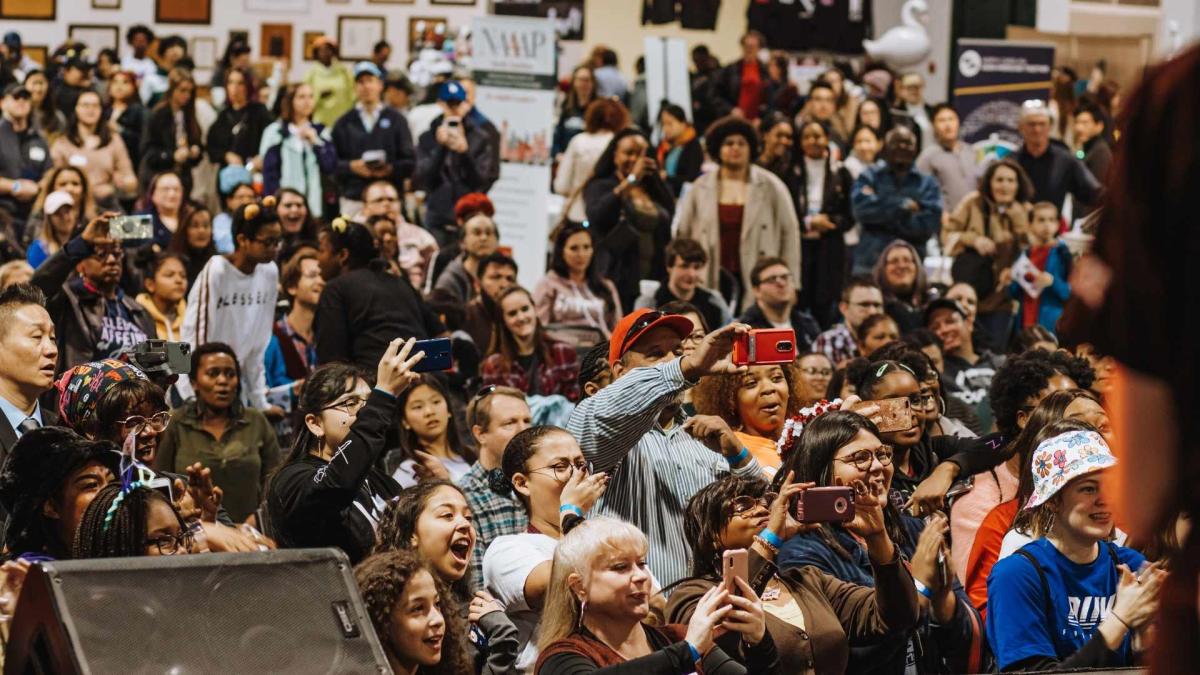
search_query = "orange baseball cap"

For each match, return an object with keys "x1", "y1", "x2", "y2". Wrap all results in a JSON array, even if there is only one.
[{"x1": 608, "y1": 308, "x2": 695, "y2": 366}]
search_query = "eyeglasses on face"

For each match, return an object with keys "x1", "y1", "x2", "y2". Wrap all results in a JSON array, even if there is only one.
[
  {"x1": 323, "y1": 395, "x2": 367, "y2": 414},
  {"x1": 851, "y1": 301, "x2": 884, "y2": 310},
  {"x1": 757, "y1": 272, "x2": 793, "y2": 287},
  {"x1": 254, "y1": 236, "x2": 282, "y2": 248},
  {"x1": 117, "y1": 411, "x2": 170, "y2": 435},
  {"x1": 91, "y1": 246, "x2": 125, "y2": 261},
  {"x1": 834, "y1": 446, "x2": 894, "y2": 471},
  {"x1": 147, "y1": 525, "x2": 196, "y2": 556},
  {"x1": 800, "y1": 367, "x2": 833, "y2": 378},
  {"x1": 729, "y1": 492, "x2": 778, "y2": 516},
  {"x1": 528, "y1": 459, "x2": 592, "y2": 483}
]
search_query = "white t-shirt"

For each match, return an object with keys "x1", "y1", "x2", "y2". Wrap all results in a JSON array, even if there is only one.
[
  {"x1": 177, "y1": 256, "x2": 279, "y2": 409},
  {"x1": 483, "y1": 532, "x2": 558, "y2": 672},
  {"x1": 392, "y1": 455, "x2": 472, "y2": 489}
]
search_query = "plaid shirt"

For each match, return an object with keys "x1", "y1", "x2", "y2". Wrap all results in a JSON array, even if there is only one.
[
  {"x1": 480, "y1": 340, "x2": 580, "y2": 401},
  {"x1": 457, "y1": 462, "x2": 527, "y2": 587},
  {"x1": 813, "y1": 322, "x2": 859, "y2": 366}
]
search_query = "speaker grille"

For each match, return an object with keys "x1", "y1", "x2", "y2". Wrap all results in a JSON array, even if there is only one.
[{"x1": 43, "y1": 550, "x2": 387, "y2": 675}]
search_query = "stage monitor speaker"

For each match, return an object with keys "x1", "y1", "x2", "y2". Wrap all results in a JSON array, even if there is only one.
[{"x1": 5, "y1": 548, "x2": 390, "y2": 675}]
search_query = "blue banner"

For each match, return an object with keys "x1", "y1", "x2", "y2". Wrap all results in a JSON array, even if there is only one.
[{"x1": 952, "y1": 39, "x2": 1055, "y2": 146}]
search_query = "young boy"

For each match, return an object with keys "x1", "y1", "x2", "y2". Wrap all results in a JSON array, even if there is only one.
[{"x1": 1009, "y1": 202, "x2": 1072, "y2": 334}]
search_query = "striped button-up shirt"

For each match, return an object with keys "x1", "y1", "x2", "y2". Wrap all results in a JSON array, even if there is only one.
[
  {"x1": 458, "y1": 462, "x2": 528, "y2": 588},
  {"x1": 567, "y1": 358, "x2": 762, "y2": 587}
]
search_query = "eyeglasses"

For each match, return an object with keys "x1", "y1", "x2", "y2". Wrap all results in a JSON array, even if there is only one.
[
  {"x1": 800, "y1": 367, "x2": 833, "y2": 377},
  {"x1": 147, "y1": 525, "x2": 196, "y2": 556},
  {"x1": 834, "y1": 446, "x2": 894, "y2": 471},
  {"x1": 756, "y1": 272, "x2": 793, "y2": 287},
  {"x1": 117, "y1": 411, "x2": 170, "y2": 435},
  {"x1": 618, "y1": 311, "x2": 664, "y2": 354},
  {"x1": 729, "y1": 492, "x2": 778, "y2": 516},
  {"x1": 323, "y1": 395, "x2": 367, "y2": 414},
  {"x1": 367, "y1": 196, "x2": 400, "y2": 204},
  {"x1": 851, "y1": 301, "x2": 884, "y2": 310},
  {"x1": 467, "y1": 385, "x2": 498, "y2": 420},
  {"x1": 254, "y1": 236, "x2": 282, "y2": 248},
  {"x1": 91, "y1": 246, "x2": 125, "y2": 261},
  {"x1": 681, "y1": 331, "x2": 705, "y2": 347},
  {"x1": 911, "y1": 392, "x2": 939, "y2": 410},
  {"x1": 528, "y1": 459, "x2": 592, "y2": 483}
]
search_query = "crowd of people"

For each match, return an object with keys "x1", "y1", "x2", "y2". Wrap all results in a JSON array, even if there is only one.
[{"x1": 0, "y1": 20, "x2": 1194, "y2": 675}]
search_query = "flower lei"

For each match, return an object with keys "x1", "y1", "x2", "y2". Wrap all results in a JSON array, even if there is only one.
[{"x1": 776, "y1": 398, "x2": 844, "y2": 459}]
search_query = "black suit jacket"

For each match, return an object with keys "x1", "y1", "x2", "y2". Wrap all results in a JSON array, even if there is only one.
[{"x1": 0, "y1": 402, "x2": 59, "y2": 470}]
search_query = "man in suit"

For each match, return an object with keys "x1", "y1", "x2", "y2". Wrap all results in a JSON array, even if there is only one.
[{"x1": 0, "y1": 283, "x2": 60, "y2": 466}]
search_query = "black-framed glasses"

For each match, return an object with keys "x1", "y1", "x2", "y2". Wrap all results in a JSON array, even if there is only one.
[
  {"x1": 619, "y1": 311, "x2": 663, "y2": 353},
  {"x1": 834, "y1": 446, "x2": 894, "y2": 471},
  {"x1": 729, "y1": 492, "x2": 777, "y2": 516},
  {"x1": 528, "y1": 460, "x2": 592, "y2": 483},
  {"x1": 851, "y1": 301, "x2": 884, "y2": 310},
  {"x1": 147, "y1": 526, "x2": 195, "y2": 556},
  {"x1": 117, "y1": 411, "x2": 170, "y2": 435},
  {"x1": 254, "y1": 236, "x2": 282, "y2": 248},
  {"x1": 681, "y1": 330, "x2": 706, "y2": 347},
  {"x1": 323, "y1": 395, "x2": 367, "y2": 414},
  {"x1": 468, "y1": 384, "x2": 499, "y2": 419},
  {"x1": 800, "y1": 367, "x2": 833, "y2": 377},
  {"x1": 757, "y1": 272, "x2": 793, "y2": 287},
  {"x1": 91, "y1": 246, "x2": 125, "y2": 261}
]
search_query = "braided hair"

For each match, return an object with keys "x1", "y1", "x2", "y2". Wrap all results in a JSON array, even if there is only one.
[{"x1": 71, "y1": 483, "x2": 185, "y2": 559}]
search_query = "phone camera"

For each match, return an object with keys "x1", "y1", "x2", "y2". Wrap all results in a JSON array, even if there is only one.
[{"x1": 834, "y1": 497, "x2": 849, "y2": 514}]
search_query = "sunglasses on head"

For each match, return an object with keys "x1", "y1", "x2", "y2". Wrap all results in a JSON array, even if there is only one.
[{"x1": 619, "y1": 311, "x2": 664, "y2": 353}]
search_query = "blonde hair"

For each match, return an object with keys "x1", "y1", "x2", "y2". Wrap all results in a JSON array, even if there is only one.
[
  {"x1": 0, "y1": 260, "x2": 33, "y2": 290},
  {"x1": 537, "y1": 517, "x2": 649, "y2": 651}
]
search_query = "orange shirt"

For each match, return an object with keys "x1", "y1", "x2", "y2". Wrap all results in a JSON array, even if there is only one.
[
  {"x1": 963, "y1": 498, "x2": 1019, "y2": 620},
  {"x1": 736, "y1": 431, "x2": 780, "y2": 481}
]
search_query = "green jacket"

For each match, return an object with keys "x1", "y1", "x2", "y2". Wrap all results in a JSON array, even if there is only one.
[
  {"x1": 303, "y1": 61, "x2": 355, "y2": 129},
  {"x1": 156, "y1": 400, "x2": 281, "y2": 522}
]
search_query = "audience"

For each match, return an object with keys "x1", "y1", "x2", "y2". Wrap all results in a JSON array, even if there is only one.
[
  {"x1": 634, "y1": 237, "x2": 731, "y2": 332},
  {"x1": 532, "y1": 222, "x2": 621, "y2": 339}
]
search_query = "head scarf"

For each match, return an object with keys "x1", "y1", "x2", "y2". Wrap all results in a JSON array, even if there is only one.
[{"x1": 55, "y1": 359, "x2": 148, "y2": 432}]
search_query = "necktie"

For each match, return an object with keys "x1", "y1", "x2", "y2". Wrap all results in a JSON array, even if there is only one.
[{"x1": 17, "y1": 417, "x2": 40, "y2": 436}]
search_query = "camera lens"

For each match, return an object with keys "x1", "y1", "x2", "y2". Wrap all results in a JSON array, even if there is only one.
[
  {"x1": 834, "y1": 497, "x2": 848, "y2": 514},
  {"x1": 776, "y1": 341, "x2": 793, "y2": 351}
]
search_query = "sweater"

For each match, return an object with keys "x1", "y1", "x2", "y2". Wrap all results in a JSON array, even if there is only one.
[
  {"x1": 49, "y1": 134, "x2": 137, "y2": 202},
  {"x1": 178, "y1": 256, "x2": 279, "y2": 410},
  {"x1": 634, "y1": 283, "x2": 732, "y2": 333},
  {"x1": 531, "y1": 271, "x2": 620, "y2": 337},
  {"x1": 553, "y1": 131, "x2": 613, "y2": 222},
  {"x1": 259, "y1": 120, "x2": 337, "y2": 218}
]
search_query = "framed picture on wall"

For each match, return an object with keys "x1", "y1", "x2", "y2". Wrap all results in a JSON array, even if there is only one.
[
  {"x1": 367, "y1": 0, "x2": 414, "y2": 4},
  {"x1": 23, "y1": 45, "x2": 48, "y2": 67},
  {"x1": 191, "y1": 37, "x2": 218, "y2": 69},
  {"x1": 409, "y1": 17, "x2": 449, "y2": 52},
  {"x1": 0, "y1": 0, "x2": 55, "y2": 20},
  {"x1": 155, "y1": 0, "x2": 211, "y2": 24},
  {"x1": 245, "y1": 0, "x2": 309, "y2": 11},
  {"x1": 68, "y1": 24, "x2": 120, "y2": 53},
  {"x1": 302, "y1": 31, "x2": 325, "y2": 60},
  {"x1": 91, "y1": 0, "x2": 120, "y2": 8},
  {"x1": 261, "y1": 23, "x2": 293, "y2": 61},
  {"x1": 431, "y1": 0, "x2": 475, "y2": 5},
  {"x1": 337, "y1": 16, "x2": 386, "y2": 60}
]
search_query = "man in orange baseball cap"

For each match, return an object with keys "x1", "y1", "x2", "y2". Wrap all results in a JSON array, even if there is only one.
[{"x1": 566, "y1": 308, "x2": 760, "y2": 585}]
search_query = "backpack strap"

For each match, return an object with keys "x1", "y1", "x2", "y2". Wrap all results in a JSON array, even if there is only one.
[{"x1": 1015, "y1": 549, "x2": 1056, "y2": 622}]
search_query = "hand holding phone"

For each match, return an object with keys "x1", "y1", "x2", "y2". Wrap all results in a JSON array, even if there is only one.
[
  {"x1": 722, "y1": 549, "x2": 749, "y2": 596},
  {"x1": 872, "y1": 397, "x2": 916, "y2": 433},
  {"x1": 411, "y1": 337, "x2": 453, "y2": 373},
  {"x1": 793, "y1": 486, "x2": 855, "y2": 524},
  {"x1": 732, "y1": 328, "x2": 796, "y2": 366}
]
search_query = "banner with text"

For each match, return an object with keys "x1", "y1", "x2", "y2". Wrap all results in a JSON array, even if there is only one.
[
  {"x1": 952, "y1": 39, "x2": 1055, "y2": 146},
  {"x1": 473, "y1": 15, "x2": 557, "y2": 291}
]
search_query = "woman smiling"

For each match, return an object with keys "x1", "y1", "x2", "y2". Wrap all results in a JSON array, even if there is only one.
[{"x1": 693, "y1": 363, "x2": 800, "y2": 478}]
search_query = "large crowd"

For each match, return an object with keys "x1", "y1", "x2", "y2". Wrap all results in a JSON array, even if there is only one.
[{"x1": 0, "y1": 21, "x2": 1195, "y2": 675}]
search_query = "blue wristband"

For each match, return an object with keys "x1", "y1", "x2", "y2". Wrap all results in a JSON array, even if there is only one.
[
  {"x1": 759, "y1": 528, "x2": 783, "y2": 548},
  {"x1": 685, "y1": 640, "x2": 701, "y2": 663},
  {"x1": 559, "y1": 504, "x2": 583, "y2": 518},
  {"x1": 913, "y1": 578, "x2": 933, "y2": 599},
  {"x1": 728, "y1": 447, "x2": 749, "y2": 465}
]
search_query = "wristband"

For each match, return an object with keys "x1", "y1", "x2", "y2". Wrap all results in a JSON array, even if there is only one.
[
  {"x1": 685, "y1": 640, "x2": 701, "y2": 663},
  {"x1": 728, "y1": 447, "x2": 749, "y2": 466},
  {"x1": 758, "y1": 528, "x2": 783, "y2": 548},
  {"x1": 559, "y1": 504, "x2": 584, "y2": 518},
  {"x1": 1110, "y1": 610, "x2": 1131, "y2": 631},
  {"x1": 912, "y1": 578, "x2": 933, "y2": 599}
]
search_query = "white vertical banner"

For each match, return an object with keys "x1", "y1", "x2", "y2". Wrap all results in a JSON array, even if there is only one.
[
  {"x1": 472, "y1": 16, "x2": 557, "y2": 291},
  {"x1": 644, "y1": 37, "x2": 693, "y2": 129}
]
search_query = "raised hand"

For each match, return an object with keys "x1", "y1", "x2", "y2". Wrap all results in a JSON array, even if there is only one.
[
  {"x1": 559, "y1": 465, "x2": 608, "y2": 515},
  {"x1": 376, "y1": 337, "x2": 424, "y2": 397},
  {"x1": 680, "y1": 322, "x2": 751, "y2": 380}
]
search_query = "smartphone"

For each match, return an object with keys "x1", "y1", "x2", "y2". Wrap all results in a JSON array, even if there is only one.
[
  {"x1": 945, "y1": 476, "x2": 975, "y2": 504},
  {"x1": 794, "y1": 486, "x2": 856, "y2": 523},
  {"x1": 361, "y1": 149, "x2": 387, "y2": 167},
  {"x1": 732, "y1": 328, "x2": 796, "y2": 366},
  {"x1": 412, "y1": 337, "x2": 453, "y2": 373},
  {"x1": 873, "y1": 397, "x2": 916, "y2": 433},
  {"x1": 445, "y1": 118, "x2": 461, "y2": 129},
  {"x1": 109, "y1": 214, "x2": 154, "y2": 241},
  {"x1": 722, "y1": 548, "x2": 748, "y2": 595}
]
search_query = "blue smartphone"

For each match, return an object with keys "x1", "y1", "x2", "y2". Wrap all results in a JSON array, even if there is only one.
[{"x1": 412, "y1": 338, "x2": 453, "y2": 373}]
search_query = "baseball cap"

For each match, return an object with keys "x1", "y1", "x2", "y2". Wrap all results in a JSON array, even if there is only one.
[
  {"x1": 437, "y1": 80, "x2": 467, "y2": 104},
  {"x1": 2, "y1": 83, "x2": 30, "y2": 99},
  {"x1": 1024, "y1": 429, "x2": 1116, "y2": 510},
  {"x1": 45, "y1": 191, "x2": 75, "y2": 215},
  {"x1": 3, "y1": 32, "x2": 20, "y2": 49},
  {"x1": 353, "y1": 61, "x2": 383, "y2": 81},
  {"x1": 608, "y1": 308, "x2": 695, "y2": 366},
  {"x1": 923, "y1": 298, "x2": 966, "y2": 327}
]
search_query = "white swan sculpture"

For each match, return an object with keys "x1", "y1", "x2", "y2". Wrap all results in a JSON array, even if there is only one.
[{"x1": 863, "y1": 0, "x2": 932, "y2": 71}]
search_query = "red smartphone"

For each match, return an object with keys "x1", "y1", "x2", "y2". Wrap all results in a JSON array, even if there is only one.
[
  {"x1": 794, "y1": 486, "x2": 856, "y2": 523},
  {"x1": 722, "y1": 548, "x2": 749, "y2": 595},
  {"x1": 732, "y1": 328, "x2": 796, "y2": 366},
  {"x1": 873, "y1": 397, "x2": 916, "y2": 433}
]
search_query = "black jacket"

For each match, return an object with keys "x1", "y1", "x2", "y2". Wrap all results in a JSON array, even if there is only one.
[
  {"x1": 0, "y1": 119, "x2": 51, "y2": 227},
  {"x1": 713, "y1": 58, "x2": 768, "y2": 119},
  {"x1": 1016, "y1": 141, "x2": 1102, "y2": 213},
  {"x1": 416, "y1": 114, "x2": 500, "y2": 232},
  {"x1": 583, "y1": 174, "x2": 674, "y2": 311},
  {"x1": 32, "y1": 237, "x2": 157, "y2": 374},
  {"x1": 265, "y1": 389, "x2": 401, "y2": 564},
  {"x1": 331, "y1": 105, "x2": 416, "y2": 203},
  {"x1": 314, "y1": 265, "x2": 445, "y2": 374},
  {"x1": 113, "y1": 104, "x2": 147, "y2": 171},
  {"x1": 662, "y1": 137, "x2": 704, "y2": 197},
  {"x1": 738, "y1": 301, "x2": 822, "y2": 350},
  {"x1": 206, "y1": 102, "x2": 273, "y2": 168},
  {"x1": 789, "y1": 157, "x2": 854, "y2": 325},
  {"x1": 139, "y1": 105, "x2": 202, "y2": 190}
]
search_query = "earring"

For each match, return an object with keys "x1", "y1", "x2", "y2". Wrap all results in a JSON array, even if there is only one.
[{"x1": 575, "y1": 598, "x2": 587, "y2": 631}]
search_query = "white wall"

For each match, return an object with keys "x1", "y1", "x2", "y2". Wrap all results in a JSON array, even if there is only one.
[{"x1": 3, "y1": 0, "x2": 487, "y2": 83}]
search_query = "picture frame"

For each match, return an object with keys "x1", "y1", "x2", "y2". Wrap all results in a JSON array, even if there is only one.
[
  {"x1": 91, "y1": 0, "x2": 120, "y2": 8},
  {"x1": 0, "y1": 0, "x2": 55, "y2": 20},
  {"x1": 23, "y1": 45, "x2": 48, "y2": 67},
  {"x1": 337, "y1": 16, "x2": 386, "y2": 61},
  {"x1": 409, "y1": 17, "x2": 449, "y2": 52},
  {"x1": 245, "y1": 0, "x2": 309, "y2": 11},
  {"x1": 155, "y1": 0, "x2": 211, "y2": 24},
  {"x1": 302, "y1": 31, "x2": 325, "y2": 61},
  {"x1": 431, "y1": 0, "x2": 475, "y2": 5},
  {"x1": 191, "y1": 37, "x2": 218, "y2": 69},
  {"x1": 260, "y1": 23, "x2": 293, "y2": 61},
  {"x1": 367, "y1": 0, "x2": 414, "y2": 4},
  {"x1": 68, "y1": 24, "x2": 119, "y2": 53}
]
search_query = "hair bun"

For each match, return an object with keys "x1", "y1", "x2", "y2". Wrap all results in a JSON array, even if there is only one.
[
  {"x1": 331, "y1": 217, "x2": 348, "y2": 233},
  {"x1": 243, "y1": 204, "x2": 261, "y2": 221},
  {"x1": 261, "y1": 195, "x2": 277, "y2": 209},
  {"x1": 486, "y1": 468, "x2": 513, "y2": 496}
]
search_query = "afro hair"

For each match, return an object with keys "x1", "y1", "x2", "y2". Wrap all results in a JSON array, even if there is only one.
[{"x1": 988, "y1": 349, "x2": 1096, "y2": 438}]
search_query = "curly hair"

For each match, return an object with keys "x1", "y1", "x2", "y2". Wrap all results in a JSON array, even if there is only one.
[
  {"x1": 453, "y1": 193, "x2": 495, "y2": 223},
  {"x1": 354, "y1": 549, "x2": 470, "y2": 675},
  {"x1": 72, "y1": 483, "x2": 186, "y2": 559},
  {"x1": 692, "y1": 363, "x2": 800, "y2": 434},
  {"x1": 705, "y1": 115, "x2": 760, "y2": 158},
  {"x1": 375, "y1": 480, "x2": 473, "y2": 602},
  {"x1": 988, "y1": 349, "x2": 1095, "y2": 438}
]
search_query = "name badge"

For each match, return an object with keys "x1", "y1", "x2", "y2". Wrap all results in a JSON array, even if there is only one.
[
  {"x1": 380, "y1": 117, "x2": 391, "y2": 130},
  {"x1": 28, "y1": 146, "x2": 46, "y2": 162},
  {"x1": 69, "y1": 154, "x2": 88, "y2": 168}
]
